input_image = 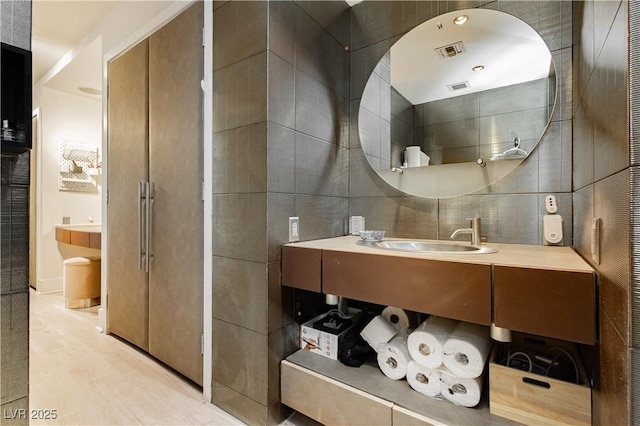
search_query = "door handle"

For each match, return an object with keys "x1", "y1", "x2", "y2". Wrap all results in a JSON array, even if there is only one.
[
  {"x1": 137, "y1": 182, "x2": 145, "y2": 270},
  {"x1": 145, "y1": 181, "x2": 153, "y2": 272}
]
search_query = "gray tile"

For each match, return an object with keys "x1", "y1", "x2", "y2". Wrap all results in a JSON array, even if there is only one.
[
  {"x1": 213, "y1": 52, "x2": 267, "y2": 133},
  {"x1": 267, "y1": 52, "x2": 295, "y2": 129},
  {"x1": 350, "y1": 36, "x2": 400, "y2": 100},
  {"x1": 424, "y1": 118, "x2": 479, "y2": 151},
  {"x1": 11, "y1": 0, "x2": 30, "y2": 51},
  {"x1": 295, "y1": 0, "x2": 351, "y2": 47},
  {"x1": 593, "y1": 0, "x2": 622, "y2": 64},
  {"x1": 360, "y1": 71, "x2": 383, "y2": 117},
  {"x1": 267, "y1": 193, "x2": 295, "y2": 262},
  {"x1": 267, "y1": 262, "x2": 295, "y2": 333},
  {"x1": 11, "y1": 152, "x2": 29, "y2": 185},
  {"x1": 213, "y1": 193, "x2": 267, "y2": 263},
  {"x1": 551, "y1": 47, "x2": 573, "y2": 123},
  {"x1": 496, "y1": 194, "x2": 540, "y2": 244},
  {"x1": 212, "y1": 319, "x2": 269, "y2": 405},
  {"x1": 537, "y1": 121, "x2": 571, "y2": 193},
  {"x1": 482, "y1": 146, "x2": 539, "y2": 194},
  {"x1": 573, "y1": 0, "x2": 594, "y2": 111},
  {"x1": 268, "y1": 1, "x2": 295, "y2": 64},
  {"x1": 213, "y1": 123, "x2": 267, "y2": 194},
  {"x1": 479, "y1": 109, "x2": 548, "y2": 149},
  {"x1": 596, "y1": 169, "x2": 631, "y2": 341},
  {"x1": 414, "y1": 198, "x2": 439, "y2": 239},
  {"x1": 213, "y1": 1, "x2": 267, "y2": 70},
  {"x1": 350, "y1": 1, "x2": 416, "y2": 51},
  {"x1": 593, "y1": 5, "x2": 629, "y2": 182},
  {"x1": 294, "y1": 195, "x2": 347, "y2": 241},
  {"x1": 266, "y1": 123, "x2": 295, "y2": 194},
  {"x1": 479, "y1": 79, "x2": 550, "y2": 118},
  {"x1": 294, "y1": 133, "x2": 348, "y2": 198},
  {"x1": 0, "y1": 396, "x2": 28, "y2": 426},
  {"x1": 439, "y1": 195, "x2": 498, "y2": 242},
  {"x1": 391, "y1": 87, "x2": 413, "y2": 126},
  {"x1": 10, "y1": 186, "x2": 28, "y2": 224},
  {"x1": 294, "y1": 5, "x2": 349, "y2": 98},
  {"x1": 349, "y1": 196, "x2": 418, "y2": 238},
  {"x1": 348, "y1": 148, "x2": 405, "y2": 198},
  {"x1": 573, "y1": 97, "x2": 594, "y2": 190},
  {"x1": 357, "y1": 106, "x2": 382, "y2": 158},
  {"x1": 0, "y1": 1, "x2": 12, "y2": 45},
  {"x1": 212, "y1": 257, "x2": 267, "y2": 333},
  {"x1": 573, "y1": 184, "x2": 594, "y2": 261},
  {"x1": 212, "y1": 379, "x2": 268, "y2": 425},
  {"x1": 295, "y1": 70, "x2": 348, "y2": 147}
]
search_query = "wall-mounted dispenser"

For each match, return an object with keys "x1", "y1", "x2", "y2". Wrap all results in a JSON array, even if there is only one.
[{"x1": 543, "y1": 195, "x2": 562, "y2": 245}]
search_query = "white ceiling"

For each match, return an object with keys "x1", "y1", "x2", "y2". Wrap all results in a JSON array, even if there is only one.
[
  {"x1": 391, "y1": 8, "x2": 553, "y2": 105},
  {"x1": 32, "y1": 0, "x2": 120, "y2": 99}
]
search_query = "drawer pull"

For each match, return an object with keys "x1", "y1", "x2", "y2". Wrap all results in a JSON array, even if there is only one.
[{"x1": 522, "y1": 377, "x2": 551, "y2": 389}]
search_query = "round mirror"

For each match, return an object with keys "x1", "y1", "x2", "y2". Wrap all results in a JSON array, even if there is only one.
[{"x1": 358, "y1": 8, "x2": 557, "y2": 198}]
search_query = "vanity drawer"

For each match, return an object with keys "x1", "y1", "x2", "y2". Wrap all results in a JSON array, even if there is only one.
[
  {"x1": 281, "y1": 360, "x2": 393, "y2": 426},
  {"x1": 322, "y1": 250, "x2": 492, "y2": 325},
  {"x1": 493, "y1": 266, "x2": 596, "y2": 344},
  {"x1": 282, "y1": 246, "x2": 322, "y2": 292}
]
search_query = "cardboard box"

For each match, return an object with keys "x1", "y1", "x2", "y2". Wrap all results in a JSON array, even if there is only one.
[
  {"x1": 489, "y1": 333, "x2": 591, "y2": 425},
  {"x1": 300, "y1": 312, "x2": 355, "y2": 360}
]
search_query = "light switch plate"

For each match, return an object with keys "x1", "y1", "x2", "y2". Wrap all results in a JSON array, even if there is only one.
[
  {"x1": 349, "y1": 216, "x2": 365, "y2": 235},
  {"x1": 289, "y1": 217, "x2": 299, "y2": 242}
]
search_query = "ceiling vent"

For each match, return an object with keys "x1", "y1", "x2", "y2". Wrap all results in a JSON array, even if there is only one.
[
  {"x1": 435, "y1": 41, "x2": 466, "y2": 59},
  {"x1": 447, "y1": 81, "x2": 471, "y2": 91}
]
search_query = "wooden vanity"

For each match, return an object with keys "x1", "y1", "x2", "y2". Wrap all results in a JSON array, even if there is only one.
[
  {"x1": 280, "y1": 236, "x2": 596, "y2": 425},
  {"x1": 55, "y1": 224, "x2": 102, "y2": 249}
]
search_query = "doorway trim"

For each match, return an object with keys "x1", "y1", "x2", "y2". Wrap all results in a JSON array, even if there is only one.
[{"x1": 100, "y1": 0, "x2": 212, "y2": 400}]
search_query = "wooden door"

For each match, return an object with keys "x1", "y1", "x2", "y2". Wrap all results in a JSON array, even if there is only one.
[
  {"x1": 107, "y1": 40, "x2": 150, "y2": 351},
  {"x1": 148, "y1": 3, "x2": 204, "y2": 385}
]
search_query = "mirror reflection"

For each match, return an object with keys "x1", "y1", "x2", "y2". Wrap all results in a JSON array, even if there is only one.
[{"x1": 358, "y1": 8, "x2": 556, "y2": 198}]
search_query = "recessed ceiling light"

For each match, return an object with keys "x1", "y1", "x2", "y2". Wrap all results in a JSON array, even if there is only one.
[
  {"x1": 78, "y1": 86, "x2": 102, "y2": 95},
  {"x1": 472, "y1": 65, "x2": 485, "y2": 72},
  {"x1": 453, "y1": 15, "x2": 469, "y2": 25}
]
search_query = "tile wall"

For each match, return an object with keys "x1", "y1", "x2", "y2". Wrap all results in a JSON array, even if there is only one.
[
  {"x1": 573, "y1": 1, "x2": 631, "y2": 424},
  {"x1": 349, "y1": 0, "x2": 573, "y2": 246},
  {"x1": 1, "y1": 1, "x2": 31, "y2": 424},
  {"x1": 211, "y1": 1, "x2": 350, "y2": 424}
]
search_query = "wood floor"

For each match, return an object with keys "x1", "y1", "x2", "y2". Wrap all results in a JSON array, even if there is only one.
[{"x1": 29, "y1": 289, "x2": 245, "y2": 425}]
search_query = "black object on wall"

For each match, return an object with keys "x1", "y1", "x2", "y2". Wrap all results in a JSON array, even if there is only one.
[{"x1": 1, "y1": 42, "x2": 32, "y2": 152}]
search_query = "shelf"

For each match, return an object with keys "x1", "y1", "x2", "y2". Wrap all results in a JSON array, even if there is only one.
[
  {"x1": 61, "y1": 177, "x2": 95, "y2": 184},
  {"x1": 284, "y1": 349, "x2": 520, "y2": 426},
  {"x1": 63, "y1": 147, "x2": 98, "y2": 162}
]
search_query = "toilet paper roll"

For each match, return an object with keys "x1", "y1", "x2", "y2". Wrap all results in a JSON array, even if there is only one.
[
  {"x1": 442, "y1": 322, "x2": 491, "y2": 379},
  {"x1": 360, "y1": 315, "x2": 398, "y2": 353},
  {"x1": 420, "y1": 152, "x2": 430, "y2": 166},
  {"x1": 405, "y1": 146, "x2": 422, "y2": 167},
  {"x1": 440, "y1": 371, "x2": 483, "y2": 408},
  {"x1": 408, "y1": 316, "x2": 459, "y2": 368},
  {"x1": 381, "y1": 307, "x2": 417, "y2": 336},
  {"x1": 406, "y1": 361, "x2": 442, "y2": 397},
  {"x1": 377, "y1": 336, "x2": 411, "y2": 380}
]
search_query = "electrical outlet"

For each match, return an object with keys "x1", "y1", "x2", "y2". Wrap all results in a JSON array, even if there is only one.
[
  {"x1": 62, "y1": 216, "x2": 71, "y2": 224},
  {"x1": 289, "y1": 217, "x2": 299, "y2": 242}
]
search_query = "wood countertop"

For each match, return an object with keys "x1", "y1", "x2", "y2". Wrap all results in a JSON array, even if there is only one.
[
  {"x1": 284, "y1": 236, "x2": 594, "y2": 273},
  {"x1": 55, "y1": 224, "x2": 101, "y2": 250}
]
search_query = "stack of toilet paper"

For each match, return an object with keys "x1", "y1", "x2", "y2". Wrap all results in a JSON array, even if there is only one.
[
  {"x1": 360, "y1": 307, "x2": 417, "y2": 381},
  {"x1": 406, "y1": 317, "x2": 491, "y2": 407},
  {"x1": 361, "y1": 311, "x2": 492, "y2": 408}
]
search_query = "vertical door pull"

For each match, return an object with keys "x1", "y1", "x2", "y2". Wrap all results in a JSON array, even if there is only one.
[
  {"x1": 137, "y1": 182, "x2": 145, "y2": 270},
  {"x1": 145, "y1": 182, "x2": 153, "y2": 272}
]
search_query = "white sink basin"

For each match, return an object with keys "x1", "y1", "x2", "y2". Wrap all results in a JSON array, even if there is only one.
[{"x1": 357, "y1": 239, "x2": 499, "y2": 254}]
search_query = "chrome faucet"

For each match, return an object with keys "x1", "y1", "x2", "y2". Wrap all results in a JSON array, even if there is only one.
[{"x1": 450, "y1": 217, "x2": 482, "y2": 246}]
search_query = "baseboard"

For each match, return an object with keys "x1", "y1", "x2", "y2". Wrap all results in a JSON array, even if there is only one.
[{"x1": 37, "y1": 277, "x2": 63, "y2": 294}]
